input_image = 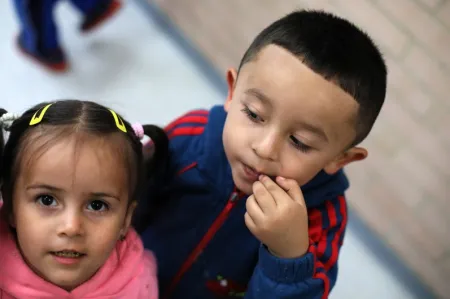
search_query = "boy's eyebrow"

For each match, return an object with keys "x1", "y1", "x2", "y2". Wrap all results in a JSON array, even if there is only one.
[
  {"x1": 245, "y1": 88, "x2": 329, "y2": 142},
  {"x1": 295, "y1": 121, "x2": 329, "y2": 143},
  {"x1": 245, "y1": 88, "x2": 273, "y2": 108}
]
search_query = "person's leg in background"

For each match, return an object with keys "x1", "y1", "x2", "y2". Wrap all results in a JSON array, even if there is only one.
[
  {"x1": 13, "y1": 0, "x2": 68, "y2": 72},
  {"x1": 11, "y1": 0, "x2": 122, "y2": 72},
  {"x1": 69, "y1": 0, "x2": 122, "y2": 33}
]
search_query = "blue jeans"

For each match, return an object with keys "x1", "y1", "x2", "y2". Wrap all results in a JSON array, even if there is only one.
[{"x1": 13, "y1": 0, "x2": 109, "y2": 53}]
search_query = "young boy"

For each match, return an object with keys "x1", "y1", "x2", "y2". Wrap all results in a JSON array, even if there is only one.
[
  {"x1": 134, "y1": 10, "x2": 387, "y2": 299},
  {"x1": 12, "y1": 0, "x2": 122, "y2": 72}
]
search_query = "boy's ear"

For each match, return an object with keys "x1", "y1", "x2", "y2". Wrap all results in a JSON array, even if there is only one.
[
  {"x1": 224, "y1": 68, "x2": 238, "y2": 112},
  {"x1": 323, "y1": 147, "x2": 368, "y2": 175}
]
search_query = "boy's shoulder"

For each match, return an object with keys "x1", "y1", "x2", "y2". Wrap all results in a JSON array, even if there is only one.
[
  {"x1": 302, "y1": 169, "x2": 350, "y2": 208},
  {"x1": 164, "y1": 105, "x2": 227, "y2": 170},
  {"x1": 165, "y1": 109, "x2": 211, "y2": 141}
]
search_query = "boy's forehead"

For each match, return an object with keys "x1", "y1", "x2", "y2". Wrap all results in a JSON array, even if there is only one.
[
  {"x1": 240, "y1": 45, "x2": 354, "y2": 98},
  {"x1": 237, "y1": 45, "x2": 359, "y2": 144}
]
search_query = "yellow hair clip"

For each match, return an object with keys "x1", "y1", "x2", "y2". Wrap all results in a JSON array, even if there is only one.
[
  {"x1": 29, "y1": 104, "x2": 53, "y2": 126},
  {"x1": 109, "y1": 109, "x2": 127, "y2": 133}
]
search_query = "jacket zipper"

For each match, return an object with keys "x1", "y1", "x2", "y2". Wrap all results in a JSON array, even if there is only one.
[{"x1": 163, "y1": 190, "x2": 240, "y2": 299}]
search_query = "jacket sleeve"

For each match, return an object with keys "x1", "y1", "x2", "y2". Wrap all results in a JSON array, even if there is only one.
[
  {"x1": 245, "y1": 195, "x2": 348, "y2": 299},
  {"x1": 132, "y1": 110, "x2": 208, "y2": 233}
]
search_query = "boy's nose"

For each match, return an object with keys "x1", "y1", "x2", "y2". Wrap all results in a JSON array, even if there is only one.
[{"x1": 252, "y1": 132, "x2": 280, "y2": 161}]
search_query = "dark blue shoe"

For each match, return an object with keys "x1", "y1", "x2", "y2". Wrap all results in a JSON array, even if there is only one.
[
  {"x1": 16, "y1": 33, "x2": 68, "y2": 72},
  {"x1": 80, "y1": 0, "x2": 122, "y2": 33}
]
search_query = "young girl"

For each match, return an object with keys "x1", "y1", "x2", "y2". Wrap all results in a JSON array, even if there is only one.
[{"x1": 0, "y1": 100, "x2": 167, "y2": 298}]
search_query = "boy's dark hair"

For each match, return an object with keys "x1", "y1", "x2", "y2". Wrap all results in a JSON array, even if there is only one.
[
  {"x1": 0, "y1": 100, "x2": 169, "y2": 221},
  {"x1": 238, "y1": 10, "x2": 387, "y2": 146}
]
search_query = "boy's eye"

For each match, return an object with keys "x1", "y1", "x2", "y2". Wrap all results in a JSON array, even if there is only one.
[
  {"x1": 37, "y1": 195, "x2": 57, "y2": 206},
  {"x1": 242, "y1": 106, "x2": 262, "y2": 122},
  {"x1": 87, "y1": 200, "x2": 109, "y2": 212},
  {"x1": 290, "y1": 136, "x2": 311, "y2": 153}
]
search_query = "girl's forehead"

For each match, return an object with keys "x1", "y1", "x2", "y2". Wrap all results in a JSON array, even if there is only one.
[
  {"x1": 20, "y1": 150, "x2": 126, "y2": 201},
  {"x1": 17, "y1": 130, "x2": 132, "y2": 190},
  {"x1": 21, "y1": 128, "x2": 129, "y2": 160}
]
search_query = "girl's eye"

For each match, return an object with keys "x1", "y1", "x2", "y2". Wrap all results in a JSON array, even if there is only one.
[
  {"x1": 37, "y1": 195, "x2": 57, "y2": 206},
  {"x1": 242, "y1": 106, "x2": 262, "y2": 122},
  {"x1": 290, "y1": 136, "x2": 311, "y2": 153},
  {"x1": 87, "y1": 200, "x2": 109, "y2": 212}
]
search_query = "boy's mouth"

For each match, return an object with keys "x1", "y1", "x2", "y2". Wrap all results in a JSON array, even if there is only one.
[
  {"x1": 242, "y1": 164, "x2": 274, "y2": 180},
  {"x1": 242, "y1": 164, "x2": 261, "y2": 180}
]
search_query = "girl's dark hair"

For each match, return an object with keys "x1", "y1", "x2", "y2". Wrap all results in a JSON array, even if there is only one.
[
  {"x1": 0, "y1": 100, "x2": 169, "y2": 221},
  {"x1": 0, "y1": 109, "x2": 7, "y2": 176}
]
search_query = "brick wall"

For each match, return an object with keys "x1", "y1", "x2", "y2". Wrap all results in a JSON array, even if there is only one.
[{"x1": 150, "y1": 0, "x2": 450, "y2": 297}]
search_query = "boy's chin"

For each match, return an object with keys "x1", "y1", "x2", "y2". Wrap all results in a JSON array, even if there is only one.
[{"x1": 232, "y1": 177, "x2": 253, "y2": 195}]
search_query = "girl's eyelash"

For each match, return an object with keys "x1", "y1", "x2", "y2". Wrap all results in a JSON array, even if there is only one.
[
  {"x1": 87, "y1": 200, "x2": 110, "y2": 213},
  {"x1": 35, "y1": 195, "x2": 111, "y2": 214},
  {"x1": 36, "y1": 194, "x2": 58, "y2": 207}
]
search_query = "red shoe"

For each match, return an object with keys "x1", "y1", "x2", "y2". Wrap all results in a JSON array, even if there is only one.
[
  {"x1": 80, "y1": 0, "x2": 122, "y2": 33},
  {"x1": 16, "y1": 35, "x2": 69, "y2": 73}
]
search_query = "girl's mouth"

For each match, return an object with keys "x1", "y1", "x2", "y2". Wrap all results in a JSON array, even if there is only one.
[
  {"x1": 51, "y1": 250, "x2": 86, "y2": 265},
  {"x1": 51, "y1": 250, "x2": 85, "y2": 258}
]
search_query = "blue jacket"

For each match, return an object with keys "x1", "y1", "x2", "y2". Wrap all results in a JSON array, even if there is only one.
[{"x1": 136, "y1": 105, "x2": 350, "y2": 299}]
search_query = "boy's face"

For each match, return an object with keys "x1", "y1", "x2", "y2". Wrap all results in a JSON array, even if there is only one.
[{"x1": 223, "y1": 45, "x2": 367, "y2": 194}]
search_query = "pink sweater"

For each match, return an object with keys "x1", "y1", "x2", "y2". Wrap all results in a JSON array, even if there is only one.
[{"x1": 0, "y1": 217, "x2": 158, "y2": 299}]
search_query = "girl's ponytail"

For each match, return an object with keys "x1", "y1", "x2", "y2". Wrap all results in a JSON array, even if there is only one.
[
  {"x1": 142, "y1": 124, "x2": 169, "y2": 179},
  {"x1": 132, "y1": 124, "x2": 170, "y2": 233},
  {"x1": 1, "y1": 109, "x2": 8, "y2": 213},
  {"x1": 0, "y1": 109, "x2": 6, "y2": 163}
]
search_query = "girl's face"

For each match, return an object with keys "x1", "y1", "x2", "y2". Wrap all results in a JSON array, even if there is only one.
[{"x1": 11, "y1": 134, "x2": 136, "y2": 291}]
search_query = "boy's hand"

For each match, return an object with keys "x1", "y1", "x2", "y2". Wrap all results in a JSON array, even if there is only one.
[{"x1": 244, "y1": 175, "x2": 309, "y2": 259}]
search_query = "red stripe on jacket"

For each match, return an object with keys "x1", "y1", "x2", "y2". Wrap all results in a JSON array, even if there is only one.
[{"x1": 307, "y1": 195, "x2": 347, "y2": 299}]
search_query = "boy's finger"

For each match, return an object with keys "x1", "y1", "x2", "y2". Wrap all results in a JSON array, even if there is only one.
[
  {"x1": 245, "y1": 195, "x2": 265, "y2": 225},
  {"x1": 259, "y1": 175, "x2": 290, "y2": 204},
  {"x1": 275, "y1": 176, "x2": 304, "y2": 203},
  {"x1": 253, "y1": 181, "x2": 277, "y2": 212},
  {"x1": 244, "y1": 212, "x2": 257, "y2": 234}
]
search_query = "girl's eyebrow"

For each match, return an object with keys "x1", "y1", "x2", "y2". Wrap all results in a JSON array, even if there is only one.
[
  {"x1": 26, "y1": 185, "x2": 121, "y2": 202},
  {"x1": 26, "y1": 184, "x2": 62, "y2": 192},
  {"x1": 90, "y1": 192, "x2": 121, "y2": 202}
]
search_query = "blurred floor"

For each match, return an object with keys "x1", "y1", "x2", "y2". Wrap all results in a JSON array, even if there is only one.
[
  {"x1": 0, "y1": 1, "x2": 429, "y2": 298},
  {"x1": 0, "y1": 0, "x2": 222, "y2": 126}
]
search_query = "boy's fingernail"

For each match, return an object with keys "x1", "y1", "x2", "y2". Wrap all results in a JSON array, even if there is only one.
[{"x1": 277, "y1": 176, "x2": 286, "y2": 181}]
